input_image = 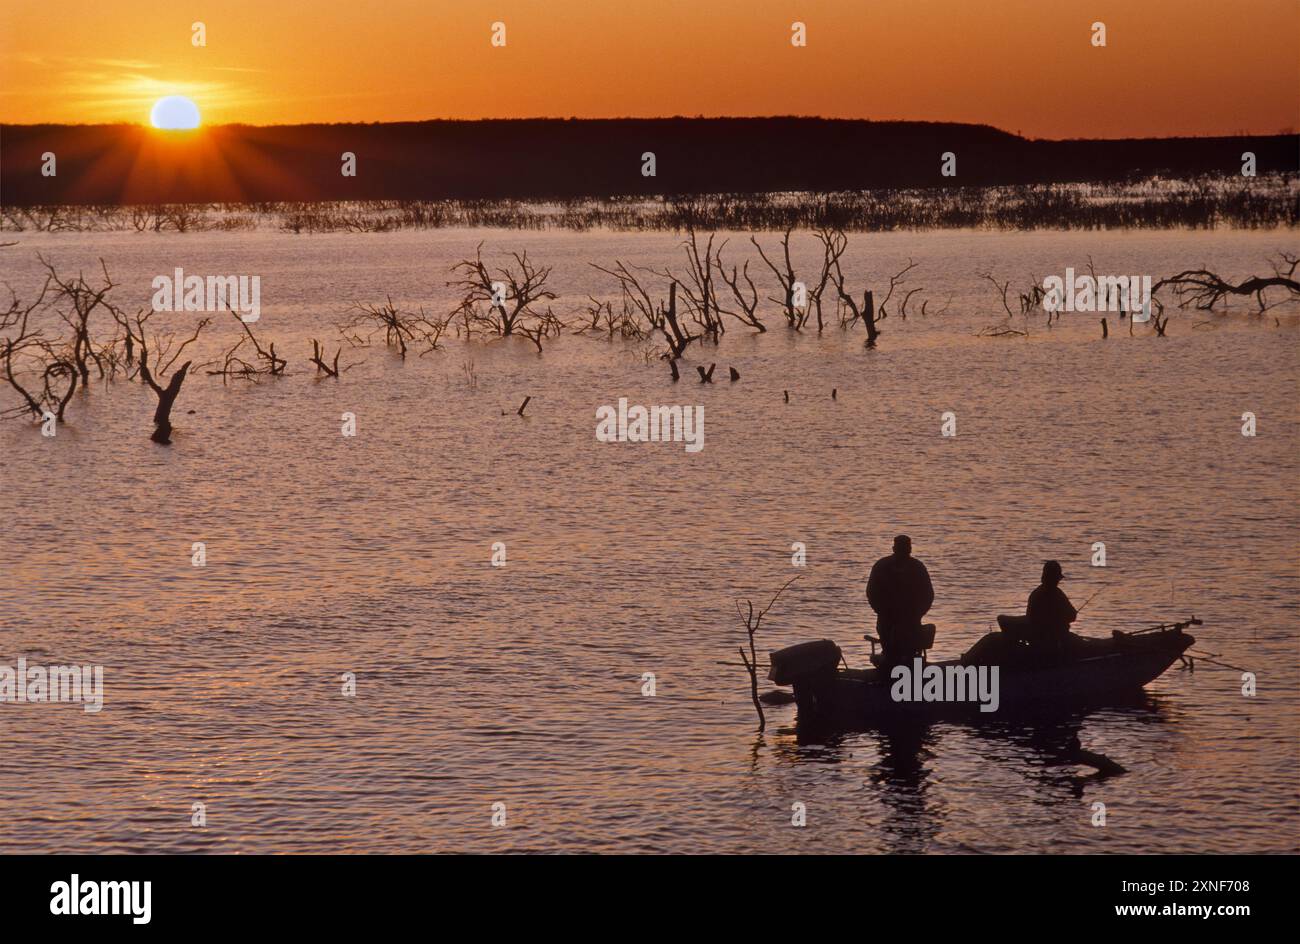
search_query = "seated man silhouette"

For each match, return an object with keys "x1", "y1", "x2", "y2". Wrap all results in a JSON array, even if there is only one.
[
  {"x1": 866, "y1": 535, "x2": 935, "y2": 667},
  {"x1": 1026, "y1": 560, "x2": 1077, "y2": 652},
  {"x1": 975, "y1": 561, "x2": 1081, "y2": 666}
]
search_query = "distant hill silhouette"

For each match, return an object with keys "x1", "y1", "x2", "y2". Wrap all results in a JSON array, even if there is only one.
[{"x1": 1, "y1": 118, "x2": 1295, "y2": 206}]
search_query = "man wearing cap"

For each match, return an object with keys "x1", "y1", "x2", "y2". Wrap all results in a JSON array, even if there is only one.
[
  {"x1": 866, "y1": 535, "x2": 935, "y2": 666},
  {"x1": 1026, "y1": 560, "x2": 1078, "y2": 653}
]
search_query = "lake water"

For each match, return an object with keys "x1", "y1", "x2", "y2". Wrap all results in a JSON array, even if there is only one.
[{"x1": 1, "y1": 226, "x2": 1297, "y2": 853}]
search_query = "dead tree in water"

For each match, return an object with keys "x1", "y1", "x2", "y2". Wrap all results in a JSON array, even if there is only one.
[
  {"x1": 666, "y1": 229, "x2": 725, "y2": 341},
  {"x1": 111, "y1": 307, "x2": 209, "y2": 443},
  {"x1": 1148, "y1": 299, "x2": 1171, "y2": 337},
  {"x1": 979, "y1": 270, "x2": 1051, "y2": 329},
  {"x1": 132, "y1": 325, "x2": 203, "y2": 443},
  {"x1": 139, "y1": 357, "x2": 191, "y2": 444},
  {"x1": 735, "y1": 576, "x2": 801, "y2": 733},
  {"x1": 689, "y1": 230, "x2": 726, "y2": 340},
  {"x1": 341, "y1": 297, "x2": 451, "y2": 357},
  {"x1": 831, "y1": 259, "x2": 882, "y2": 346},
  {"x1": 574, "y1": 295, "x2": 649, "y2": 341},
  {"x1": 655, "y1": 282, "x2": 695, "y2": 359},
  {"x1": 751, "y1": 229, "x2": 804, "y2": 329},
  {"x1": 1154, "y1": 253, "x2": 1300, "y2": 313},
  {"x1": 41, "y1": 358, "x2": 79, "y2": 422},
  {"x1": 207, "y1": 309, "x2": 286, "y2": 383},
  {"x1": 979, "y1": 271, "x2": 1017, "y2": 319},
  {"x1": 516, "y1": 306, "x2": 566, "y2": 353},
  {"x1": 448, "y1": 243, "x2": 557, "y2": 338},
  {"x1": 343, "y1": 297, "x2": 412, "y2": 356},
  {"x1": 1020, "y1": 282, "x2": 1047, "y2": 317},
  {"x1": 0, "y1": 320, "x2": 79, "y2": 424},
  {"x1": 716, "y1": 248, "x2": 766, "y2": 333},
  {"x1": 875, "y1": 258, "x2": 918, "y2": 322},
  {"x1": 577, "y1": 297, "x2": 614, "y2": 337},
  {"x1": 3, "y1": 259, "x2": 136, "y2": 425},
  {"x1": 809, "y1": 229, "x2": 848, "y2": 332},
  {"x1": 592, "y1": 261, "x2": 697, "y2": 359},
  {"x1": 2, "y1": 256, "x2": 208, "y2": 437},
  {"x1": 1, "y1": 277, "x2": 56, "y2": 420},
  {"x1": 309, "y1": 339, "x2": 343, "y2": 377},
  {"x1": 39, "y1": 255, "x2": 119, "y2": 385}
]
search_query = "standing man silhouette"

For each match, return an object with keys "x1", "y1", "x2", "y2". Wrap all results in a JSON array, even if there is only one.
[{"x1": 867, "y1": 535, "x2": 935, "y2": 667}]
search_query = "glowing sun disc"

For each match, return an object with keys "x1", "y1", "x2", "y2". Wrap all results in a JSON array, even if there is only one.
[{"x1": 150, "y1": 96, "x2": 201, "y2": 130}]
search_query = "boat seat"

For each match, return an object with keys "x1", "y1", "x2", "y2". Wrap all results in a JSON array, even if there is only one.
[
  {"x1": 864, "y1": 624, "x2": 936, "y2": 666},
  {"x1": 997, "y1": 614, "x2": 1031, "y2": 640}
]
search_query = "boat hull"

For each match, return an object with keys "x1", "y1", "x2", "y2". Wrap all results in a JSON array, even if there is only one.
[{"x1": 790, "y1": 629, "x2": 1194, "y2": 728}]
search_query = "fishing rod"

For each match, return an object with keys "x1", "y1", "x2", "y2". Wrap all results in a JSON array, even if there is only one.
[
  {"x1": 1181, "y1": 648, "x2": 1252, "y2": 674},
  {"x1": 1075, "y1": 588, "x2": 1105, "y2": 613}
]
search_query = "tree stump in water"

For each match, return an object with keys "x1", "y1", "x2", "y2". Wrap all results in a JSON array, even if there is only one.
[{"x1": 143, "y1": 360, "x2": 191, "y2": 445}]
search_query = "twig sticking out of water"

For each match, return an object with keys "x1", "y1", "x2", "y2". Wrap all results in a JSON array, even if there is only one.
[
  {"x1": 207, "y1": 309, "x2": 286, "y2": 384},
  {"x1": 461, "y1": 358, "x2": 478, "y2": 390},
  {"x1": 735, "y1": 575, "x2": 801, "y2": 732},
  {"x1": 309, "y1": 339, "x2": 341, "y2": 377},
  {"x1": 977, "y1": 324, "x2": 1027, "y2": 338},
  {"x1": 978, "y1": 271, "x2": 1016, "y2": 319}
]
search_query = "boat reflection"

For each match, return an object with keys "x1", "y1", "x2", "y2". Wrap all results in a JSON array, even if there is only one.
[{"x1": 766, "y1": 692, "x2": 1176, "y2": 852}]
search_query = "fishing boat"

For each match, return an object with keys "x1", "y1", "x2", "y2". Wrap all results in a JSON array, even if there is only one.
[{"x1": 768, "y1": 618, "x2": 1198, "y2": 728}]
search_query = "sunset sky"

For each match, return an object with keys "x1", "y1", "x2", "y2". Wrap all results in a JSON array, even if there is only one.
[{"x1": 1, "y1": 0, "x2": 1297, "y2": 138}]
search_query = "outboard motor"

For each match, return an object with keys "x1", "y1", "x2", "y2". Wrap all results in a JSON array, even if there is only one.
[{"x1": 768, "y1": 640, "x2": 842, "y2": 686}]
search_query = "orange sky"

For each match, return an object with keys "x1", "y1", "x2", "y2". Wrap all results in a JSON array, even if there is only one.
[{"x1": 1, "y1": 0, "x2": 1297, "y2": 138}]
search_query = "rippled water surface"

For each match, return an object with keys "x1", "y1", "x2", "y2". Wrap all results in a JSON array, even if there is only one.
[{"x1": 1, "y1": 227, "x2": 1297, "y2": 853}]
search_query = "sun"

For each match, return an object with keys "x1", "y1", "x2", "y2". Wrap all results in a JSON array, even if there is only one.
[{"x1": 150, "y1": 96, "x2": 201, "y2": 130}]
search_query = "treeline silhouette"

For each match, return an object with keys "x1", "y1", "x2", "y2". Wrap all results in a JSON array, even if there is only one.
[{"x1": 1, "y1": 118, "x2": 1295, "y2": 206}]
